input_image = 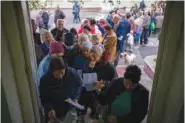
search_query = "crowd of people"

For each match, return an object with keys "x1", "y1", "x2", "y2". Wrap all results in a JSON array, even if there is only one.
[{"x1": 31, "y1": 1, "x2": 166, "y2": 123}]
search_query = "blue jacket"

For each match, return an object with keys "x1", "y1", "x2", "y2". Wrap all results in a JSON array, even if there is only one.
[
  {"x1": 39, "y1": 67, "x2": 82, "y2": 119},
  {"x1": 73, "y1": 55, "x2": 89, "y2": 70},
  {"x1": 38, "y1": 54, "x2": 52, "y2": 81},
  {"x1": 40, "y1": 43, "x2": 49, "y2": 56},
  {"x1": 110, "y1": 20, "x2": 130, "y2": 52},
  {"x1": 73, "y1": 2, "x2": 80, "y2": 14}
]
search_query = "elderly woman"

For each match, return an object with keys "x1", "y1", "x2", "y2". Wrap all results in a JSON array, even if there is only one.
[
  {"x1": 38, "y1": 41, "x2": 64, "y2": 81},
  {"x1": 78, "y1": 33, "x2": 89, "y2": 45},
  {"x1": 103, "y1": 24, "x2": 117, "y2": 63},
  {"x1": 39, "y1": 56, "x2": 82, "y2": 122},
  {"x1": 40, "y1": 31, "x2": 53, "y2": 56},
  {"x1": 78, "y1": 45, "x2": 117, "y2": 121},
  {"x1": 73, "y1": 41, "x2": 93, "y2": 70}
]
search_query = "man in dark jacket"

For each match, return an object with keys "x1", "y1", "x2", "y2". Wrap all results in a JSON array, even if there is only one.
[
  {"x1": 139, "y1": 0, "x2": 146, "y2": 11},
  {"x1": 51, "y1": 19, "x2": 69, "y2": 38},
  {"x1": 42, "y1": 9, "x2": 49, "y2": 30},
  {"x1": 98, "y1": 65, "x2": 149, "y2": 123},
  {"x1": 63, "y1": 32, "x2": 81, "y2": 67},
  {"x1": 39, "y1": 56, "x2": 82, "y2": 122},
  {"x1": 54, "y1": 6, "x2": 66, "y2": 25}
]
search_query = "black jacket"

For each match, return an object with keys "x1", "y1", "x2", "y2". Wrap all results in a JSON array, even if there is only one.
[
  {"x1": 51, "y1": 27, "x2": 69, "y2": 38},
  {"x1": 99, "y1": 77, "x2": 149, "y2": 123},
  {"x1": 39, "y1": 67, "x2": 82, "y2": 119},
  {"x1": 95, "y1": 62, "x2": 117, "y2": 82}
]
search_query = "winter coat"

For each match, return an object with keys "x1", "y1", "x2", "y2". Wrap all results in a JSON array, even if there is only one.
[
  {"x1": 42, "y1": 11, "x2": 49, "y2": 24},
  {"x1": 103, "y1": 32, "x2": 117, "y2": 62},
  {"x1": 110, "y1": 20, "x2": 130, "y2": 52},
  {"x1": 142, "y1": 15, "x2": 151, "y2": 29},
  {"x1": 98, "y1": 77, "x2": 149, "y2": 123},
  {"x1": 77, "y1": 25, "x2": 84, "y2": 34},
  {"x1": 54, "y1": 10, "x2": 66, "y2": 24},
  {"x1": 139, "y1": 1, "x2": 146, "y2": 10},
  {"x1": 40, "y1": 43, "x2": 50, "y2": 56},
  {"x1": 94, "y1": 61, "x2": 117, "y2": 82},
  {"x1": 63, "y1": 44, "x2": 81, "y2": 67},
  {"x1": 51, "y1": 27, "x2": 69, "y2": 38},
  {"x1": 39, "y1": 67, "x2": 82, "y2": 120},
  {"x1": 98, "y1": 25, "x2": 105, "y2": 36},
  {"x1": 35, "y1": 43, "x2": 44, "y2": 66},
  {"x1": 73, "y1": 55, "x2": 89, "y2": 70},
  {"x1": 135, "y1": 17, "x2": 143, "y2": 34},
  {"x1": 36, "y1": 14, "x2": 44, "y2": 28},
  {"x1": 38, "y1": 54, "x2": 52, "y2": 81},
  {"x1": 33, "y1": 32, "x2": 42, "y2": 45},
  {"x1": 73, "y1": 4, "x2": 80, "y2": 14}
]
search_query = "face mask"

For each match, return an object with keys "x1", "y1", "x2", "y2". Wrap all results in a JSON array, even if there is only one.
[
  {"x1": 89, "y1": 63, "x2": 95, "y2": 69},
  {"x1": 64, "y1": 44, "x2": 75, "y2": 51}
]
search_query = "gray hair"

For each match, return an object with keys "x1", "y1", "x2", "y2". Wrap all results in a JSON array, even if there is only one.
[{"x1": 57, "y1": 19, "x2": 64, "y2": 25}]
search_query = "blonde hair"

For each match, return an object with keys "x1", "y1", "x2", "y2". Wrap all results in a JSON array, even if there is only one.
[
  {"x1": 78, "y1": 33, "x2": 89, "y2": 44},
  {"x1": 43, "y1": 31, "x2": 53, "y2": 42}
]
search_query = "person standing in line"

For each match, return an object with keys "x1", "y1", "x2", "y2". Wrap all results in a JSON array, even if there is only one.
[
  {"x1": 78, "y1": 19, "x2": 90, "y2": 34},
  {"x1": 39, "y1": 56, "x2": 82, "y2": 122},
  {"x1": 31, "y1": 19, "x2": 44, "y2": 65},
  {"x1": 110, "y1": 14, "x2": 130, "y2": 67},
  {"x1": 42, "y1": 8, "x2": 49, "y2": 30},
  {"x1": 140, "y1": 11, "x2": 151, "y2": 45},
  {"x1": 36, "y1": 10, "x2": 44, "y2": 30},
  {"x1": 98, "y1": 65, "x2": 149, "y2": 123},
  {"x1": 103, "y1": 25, "x2": 117, "y2": 64},
  {"x1": 40, "y1": 31, "x2": 53, "y2": 56},
  {"x1": 54, "y1": 6, "x2": 66, "y2": 26},
  {"x1": 134, "y1": 12, "x2": 143, "y2": 47},
  {"x1": 139, "y1": 0, "x2": 146, "y2": 11},
  {"x1": 155, "y1": 12, "x2": 164, "y2": 37},
  {"x1": 38, "y1": 41, "x2": 64, "y2": 81},
  {"x1": 72, "y1": 1, "x2": 80, "y2": 24},
  {"x1": 51, "y1": 19, "x2": 69, "y2": 38},
  {"x1": 31, "y1": 19, "x2": 42, "y2": 45}
]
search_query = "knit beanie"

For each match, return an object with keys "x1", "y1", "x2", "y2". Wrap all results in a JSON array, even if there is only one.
[
  {"x1": 82, "y1": 41, "x2": 93, "y2": 50},
  {"x1": 49, "y1": 41, "x2": 64, "y2": 55},
  {"x1": 63, "y1": 32, "x2": 75, "y2": 46}
]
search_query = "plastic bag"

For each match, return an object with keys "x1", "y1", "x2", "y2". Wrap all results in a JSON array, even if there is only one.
[{"x1": 150, "y1": 21, "x2": 156, "y2": 33}]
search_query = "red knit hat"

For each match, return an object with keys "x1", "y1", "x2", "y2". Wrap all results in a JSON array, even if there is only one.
[{"x1": 49, "y1": 41, "x2": 64, "y2": 55}]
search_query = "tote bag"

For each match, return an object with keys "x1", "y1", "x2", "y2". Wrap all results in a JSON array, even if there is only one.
[{"x1": 110, "y1": 91, "x2": 131, "y2": 116}]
